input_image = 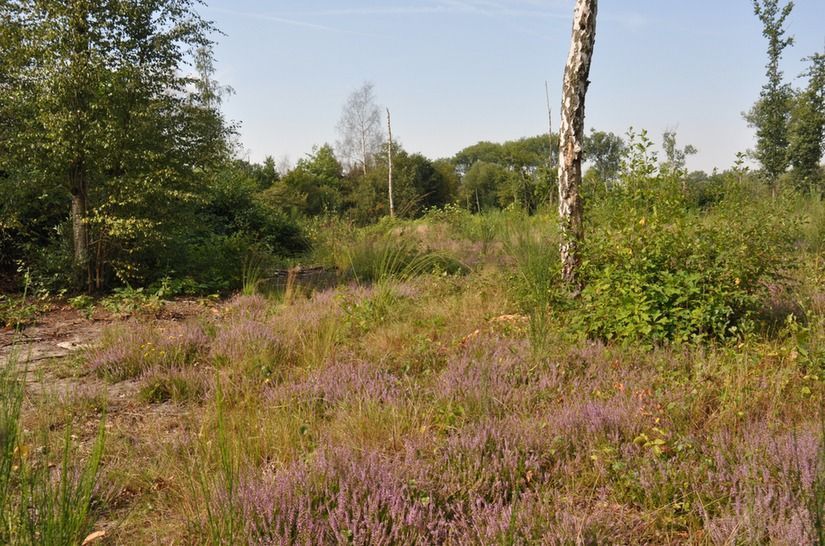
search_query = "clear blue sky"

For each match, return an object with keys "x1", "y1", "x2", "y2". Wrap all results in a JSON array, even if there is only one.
[{"x1": 202, "y1": 0, "x2": 825, "y2": 172}]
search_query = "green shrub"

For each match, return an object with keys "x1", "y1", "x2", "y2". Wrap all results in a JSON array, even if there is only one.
[{"x1": 576, "y1": 176, "x2": 799, "y2": 344}]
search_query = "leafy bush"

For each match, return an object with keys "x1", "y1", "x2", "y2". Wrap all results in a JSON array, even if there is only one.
[{"x1": 577, "y1": 175, "x2": 799, "y2": 344}]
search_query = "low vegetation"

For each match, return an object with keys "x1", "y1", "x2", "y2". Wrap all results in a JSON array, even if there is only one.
[{"x1": 4, "y1": 173, "x2": 823, "y2": 544}]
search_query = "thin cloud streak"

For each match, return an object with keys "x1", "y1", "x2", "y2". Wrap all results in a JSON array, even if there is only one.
[
  {"x1": 202, "y1": 6, "x2": 382, "y2": 37},
  {"x1": 279, "y1": 0, "x2": 570, "y2": 19}
]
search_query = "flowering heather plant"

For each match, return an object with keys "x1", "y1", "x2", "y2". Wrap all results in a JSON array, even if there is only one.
[
  {"x1": 231, "y1": 449, "x2": 449, "y2": 545},
  {"x1": 269, "y1": 357, "x2": 401, "y2": 409},
  {"x1": 89, "y1": 320, "x2": 209, "y2": 381},
  {"x1": 700, "y1": 424, "x2": 823, "y2": 545},
  {"x1": 552, "y1": 395, "x2": 644, "y2": 444},
  {"x1": 221, "y1": 294, "x2": 271, "y2": 321},
  {"x1": 159, "y1": 321, "x2": 211, "y2": 360},
  {"x1": 209, "y1": 319, "x2": 288, "y2": 375},
  {"x1": 88, "y1": 322, "x2": 160, "y2": 380},
  {"x1": 437, "y1": 336, "x2": 558, "y2": 414},
  {"x1": 428, "y1": 417, "x2": 552, "y2": 506}
]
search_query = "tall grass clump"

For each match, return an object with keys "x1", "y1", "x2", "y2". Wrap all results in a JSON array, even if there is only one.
[
  {"x1": 191, "y1": 380, "x2": 242, "y2": 545},
  {"x1": 797, "y1": 194, "x2": 825, "y2": 253},
  {"x1": 0, "y1": 358, "x2": 24, "y2": 535},
  {"x1": 240, "y1": 253, "x2": 265, "y2": 296},
  {"x1": 0, "y1": 358, "x2": 105, "y2": 545},
  {"x1": 505, "y1": 227, "x2": 564, "y2": 357},
  {"x1": 342, "y1": 234, "x2": 464, "y2": 284}
]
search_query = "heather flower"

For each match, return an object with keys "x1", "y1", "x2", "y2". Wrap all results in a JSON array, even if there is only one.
[
  {"x1": 552, "y1": 395, "x2": 643, "y2": 443},
  {"x1": 222, "y1": 294, "x2": 271, "y2": 321},
  {"x1": 89, "y1": 319, "x2": 211, "y2": 381},
  {"x1": 703, "y1": 424, "x2": 822, "y2": 545},
  {"x1": 231, "y1": 448, "x2": 448, "y2": 545},
  {"x1": 87, "y1": 321, "x2": 159, "y2": 380},
  {"x1": 158, "y1": 321, "x2": 210, "y2": 361},
  {"x1": 437, "y1": 336, "x2": 558, "y2": 412},
  {"x1": 269, "y1": 357, "x2": 400, "y2": 408},
  {"x1": 210, "y1": 319, "x2": 286, "y2": 366}
]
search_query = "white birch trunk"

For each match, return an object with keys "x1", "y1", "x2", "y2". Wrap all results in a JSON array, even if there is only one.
[{"x1": 558, "y1": 0, "x2": 598, "y2": 290}]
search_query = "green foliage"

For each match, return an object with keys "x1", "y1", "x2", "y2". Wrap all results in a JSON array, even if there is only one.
[
  {"x1": 0, "y1": 1, "x2": 310, "y2": 295},
  {"x1": 0, "y1": 295, "x2": 41, "y2": 331},
  {"x1": 577, "y1": 161, "x2": 799, "y2": 344},
  {"x1": 263, "y1": 145, "x2": 344, "y2": 217},
  {"x1": 747, "y1": 0, "x2": 796, "y2": 182},
  {"x1": 454, "y1": 135, "x2": 557, "y2": 213},
  {"x1": 460, "y1": 161, "x2": 510, "y2": 212},
  {"x1": 100, "y1": 286, "x2": 163, "y2": 315},
  {"x1": 0, "y1": 0, "x2": 229, "y2": 290},
  {"x1": 584, "y1": 129, "x2": 626, "y2": 184},
  {"x1": 351, "y1": 147, "x2": 455, "y2": 223},
  {"x1": 789, "y1": 51, "x2": 825, "y2": 193}
]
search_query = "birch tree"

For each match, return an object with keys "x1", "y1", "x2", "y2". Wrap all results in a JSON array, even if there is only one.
[
  {"x1": 336, "y1": 82, "x2": 384, "y2": 175},
  {"x1": 558, "y1": 0, "x2": 598, "y2": 289}
]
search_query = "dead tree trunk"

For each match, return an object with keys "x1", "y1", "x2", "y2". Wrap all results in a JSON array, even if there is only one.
[
  {"x1": 387, "y1": 108, "x2": 395, "y2": 218},
  {"x1": 545, "y1": 80, "x2": 554, "y2": 167},
  {"x1": 558, "y1": 0, "x2": 598, "y2": 291}
]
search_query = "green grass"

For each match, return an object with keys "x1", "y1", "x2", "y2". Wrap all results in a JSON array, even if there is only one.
[{"x1": 0, "y1": 357, "x2": 106, "y2": 545}]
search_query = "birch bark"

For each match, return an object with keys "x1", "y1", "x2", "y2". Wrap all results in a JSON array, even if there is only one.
[{"x1": 558, "y1": 0, "x2": 598, "y2": 290}]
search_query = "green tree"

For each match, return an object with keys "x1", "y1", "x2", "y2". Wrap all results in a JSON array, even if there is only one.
[
  {"x1": 746, "y1": 0, "x2": 795, "y2": 186},
  {"x1": 265, "y1": 145, "x2": 344, "y2": 216},
  {"x1": 661, "y1": 130, "x2": 698, "y2": 177},
  {"x1": 788, "y1": 51, "x2": 825, "y2": 192},
  {"x1": 460, "y1": 162, "x2": 509, "y2": 212},
  {"x1": 453, "y1": 135, "x2": 556, "y2": 212},
  {"x1": 350, "y1": 147, "x2": 452, "y2": 222},
  {"x1": 1, "y1": 0, "x2": 224, "y2": 290},
  {"x1": 583, "y1": 129, "x2": 625, "y2": 183}
]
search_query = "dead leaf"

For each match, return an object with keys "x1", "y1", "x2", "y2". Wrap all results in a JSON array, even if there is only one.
[{"x1": 82, "y1": 530, "x2": 106, "y2": 545}]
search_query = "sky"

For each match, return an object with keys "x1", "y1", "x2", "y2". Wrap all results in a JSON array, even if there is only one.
[{"x1": 201, "y1": 0, "x2": 825, "y2": 173}]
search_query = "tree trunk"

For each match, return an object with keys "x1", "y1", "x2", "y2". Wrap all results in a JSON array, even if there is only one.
[
  {"x1": 69, "y1": 7, "x2": 92, "y2": 292},
  {"x1": 70, "y1": 167, "x2": 90, "y2": 291},
  {"x1": 360, "y1": 132, "x2": 368, "y2": 176},
  {"x1": 558, "y1": 0, "x2": 598, "y2": 291},
  {"x1": 387, "y1": 108, "x2": 395, "y2": 218}
]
